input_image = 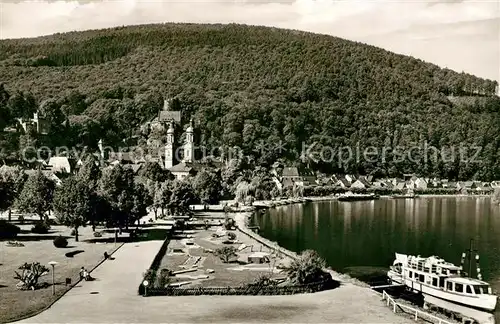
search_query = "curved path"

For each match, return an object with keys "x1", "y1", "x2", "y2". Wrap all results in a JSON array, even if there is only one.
[{"x1": 15, "y1": 237, "x2": 407, "y2": 323}]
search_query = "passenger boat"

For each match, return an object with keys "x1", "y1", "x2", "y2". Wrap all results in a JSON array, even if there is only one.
[
  {"x1": 338, "y1": 192, "x2": 379, "y2": 202},
  {"x1": 387, "y1": 253, "x2": 497, "y2": 311}
]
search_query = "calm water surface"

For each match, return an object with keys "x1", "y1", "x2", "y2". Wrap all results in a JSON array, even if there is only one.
[{"x1": 253, "y1": 197, "x2": 500, "y2": 320}]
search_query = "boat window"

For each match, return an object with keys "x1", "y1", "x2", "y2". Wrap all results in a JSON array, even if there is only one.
[
  {"x1": 409, "y1": 271, "x2": 413, "y2": 278},
  {"x1": 449, "y1": 269, "x2": 458, "y2": 275},
  {"x1": 432, "y1": 278, "x2": 438, "y2": 286},
  {"x1": 455, "y1": 283, "x2": 463, "y2": 293},
  {"x1": 473, "y1": 285, "x2": 491, "y2": 294},
  {"x1": 447, "y1": 282, "x2": 453, "y2": 291},
  {"x1": 419, "y1": 274, "x2": 425, "y2": 282}
]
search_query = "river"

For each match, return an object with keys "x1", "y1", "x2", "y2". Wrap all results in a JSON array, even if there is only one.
[{"x1": 252, "y1": 197, "x2": 500, "y2": 322}]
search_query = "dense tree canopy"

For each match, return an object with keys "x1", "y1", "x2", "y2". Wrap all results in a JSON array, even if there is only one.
[
  {"x1": 0, "y1": 23, "x2": 499, "y2": 179},
  {"x1": 15, "y1": 170, "x2": 55, "y2": 220}
]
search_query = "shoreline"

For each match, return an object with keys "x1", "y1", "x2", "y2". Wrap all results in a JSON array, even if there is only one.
[
  {"x1": 233, "y1": 210, "x2": 369, "y2": 287},
  {"x1": 251, "y1": 193, "x2": 493, "y2": 209}
]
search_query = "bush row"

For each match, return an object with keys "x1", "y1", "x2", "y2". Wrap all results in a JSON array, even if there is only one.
[
  {"x1": 144, "y1": 278, "x2": 336, "y2": 296},
  {"x1": 138, "y1": 237, "x2": 171, "y2": 295}
]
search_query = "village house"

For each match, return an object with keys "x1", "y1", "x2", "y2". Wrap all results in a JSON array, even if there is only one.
[
  {"x1": 457, "y1": 181, "x2": 476, "y2": 192},
  {"x1": 47, "y1": 156, "x2": 75, "y2": 175},
  {"x1": 345, "y1": 174, "x2": 356, "y2": 183},
  {"x1": 350, "y1": 176, "x2": 371, "y2": 189},
  {"x1": 394, "y1": 181, "x2": 407, "y2": 191},
  {"x1": 490, "y1": 181, "x2": 500, "y2": 188},
  {"x1": 281, "y1": 166, "x2": 316, "y2": 187},
  {"x1": 6, "y1": 112, "x2": 50, "y2": 135},
  {"x1": 372, "y1": 179, "x2": 393, "y2": 189},
  {"x1": 414, "y1": 177, "x2": 428, "y2": 189},
  {"x1": 334, "y1": 175, "x2": 351, "y2": 189}
]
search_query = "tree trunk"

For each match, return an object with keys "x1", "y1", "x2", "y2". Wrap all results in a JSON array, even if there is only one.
[
  {"x1": 8, "y1": 209, "x2": 11, "y2": 222},
  {"x1": 154, "y1": 208, "x2": 158, "y2": 220},
  {"x1": 75, "y1": 227, "x2": 79, "y2": 242},
  {"x1": 161, "y1": 208, "x2": 164, "y2": 216}
]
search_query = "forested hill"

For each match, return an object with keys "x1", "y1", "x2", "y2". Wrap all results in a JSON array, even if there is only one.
[{"x1": 0, "y1": 23, "x2": 499, "y2": 180}]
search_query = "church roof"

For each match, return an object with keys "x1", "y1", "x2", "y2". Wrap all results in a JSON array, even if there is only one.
[
  {"x1": 169, "y1": 162, "x2": 203, "y2": 173},
  {"x1": 159, "y1": 110, "x2": 181, "y2": 123}
]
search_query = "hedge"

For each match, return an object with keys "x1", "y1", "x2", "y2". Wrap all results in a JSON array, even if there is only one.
[{"x1": 143, "y1": 278, "x2": 337, "y2": 296}]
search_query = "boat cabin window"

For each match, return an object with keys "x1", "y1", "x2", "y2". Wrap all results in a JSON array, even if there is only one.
[
  {"x1": 432, "y1": 278, "x2": 438, "y2": 286},
  {"x1": 419, "y1": 274, "x2": 425, "y2": 282},
  {"x1": 473, "y1": 285, "x2": 492, "y2": 295},
  {"x1": 449, "y1": 269, "x2": 458, "y2": 275},
  {"x1": 466, "y1": 285, "x2": 473, "y2": 294},
  {"x1": 408, "y1": 271, "x2": 413, "y2": 278},
  {"x1": 447, "y1": 282, "x2": 453, "y2": 291},
  {"x1": 455, "y1": 283, "x2": 463, "y2": 293}
]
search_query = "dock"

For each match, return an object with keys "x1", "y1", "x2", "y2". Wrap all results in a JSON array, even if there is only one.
[{"x1": 370, "y1": 284, "x2": 405, "y2": 290}]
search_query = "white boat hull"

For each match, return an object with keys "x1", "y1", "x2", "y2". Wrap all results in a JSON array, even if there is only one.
[
  {"x1": 423, "y1": 294, "x2": 495, "y2": 324},
  {"x1": 388, "y1": 270, "x2": 498, "y2": 312}
]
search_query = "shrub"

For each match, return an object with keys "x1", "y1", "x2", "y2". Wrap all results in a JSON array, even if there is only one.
[
  {"x1": 70, "y1": 228, "x2": 76, "y2": 236},
  {"x1": 53, "y1": 235, "x2": 68, "y2": 248},
  {"x1": 227, "y1": 232, "x2": 236, "y2": 240},
  {"x1": 31, "y1": 221, "x2": 50, "y2": 234},
  {"x1": 154, "y1": 269, "x2": 171, "y2": 288},
  {"x1": 14, "y1": 262, "x2": 50, "y2": 290},
  {"x1": 0, "y1": 220, "x2": 21, "y2": 239},
  {"x1": 279, "y1": 250, "x2": 329, "y2": 284},
  {"x1": 93, "y1": 231, "x2": 102, "y2": 237},
  {"x1": 224, "y1": 218, "x2": 235, "y2": 230},
  {"x1": 214, "y1": 246, "x2": 238, "y2": 263}
]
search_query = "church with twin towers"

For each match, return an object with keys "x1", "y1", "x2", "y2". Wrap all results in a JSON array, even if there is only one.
[{"x1": 160, "y1": 98, "x2": 200, "y2": 180}]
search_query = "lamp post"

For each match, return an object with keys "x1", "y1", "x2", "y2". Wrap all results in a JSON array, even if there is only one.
[
  {"x1": 48, "y1": 261, "x2": 58, "y2": 295},
  {"x1": 142, "y1": 280, "x2": 149, "y2": 297}
]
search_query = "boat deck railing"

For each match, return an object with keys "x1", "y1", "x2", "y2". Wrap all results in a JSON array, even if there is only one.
[{"x1": 381, "y1": 290, "x2": 456, "y2": 324}]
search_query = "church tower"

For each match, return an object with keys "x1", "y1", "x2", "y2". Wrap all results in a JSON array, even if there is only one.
[
  {"x1": 183, "y1": 118, "x2": 194, "y2": 163},
  {"x1": 165, "y1": 121, "x2": 175, "y2": 169}
]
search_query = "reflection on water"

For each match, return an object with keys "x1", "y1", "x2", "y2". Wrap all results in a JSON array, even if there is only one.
[{"x1": 253, "y1": 197, "x2": 500, "y2": 321}]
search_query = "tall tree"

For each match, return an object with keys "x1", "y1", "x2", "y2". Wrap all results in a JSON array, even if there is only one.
[
  {"x1": 130, "y1": 182, "x2": 148, "y2": 227},
  {"x1": 168, "y1": 179, "x2": 196, "y2": 216},
  {"x1": 15, "y1": 170, "x2": 55, "y2": 220},
  {"x1": 0, "y1": 166, "x2": 27, "y2": 221},
  {"x1": 192, "y1": 169, "x2": 223, "y2": 205},
  {"x1": 138, "y1": 161, "x2": 172, "y2": 183},
  {"x1": 98, "y1": 165, "x2": 135, "y2": 230},
  {"x1": 53, "y1": 177, "x2": 92, "y2": 241},
  {"x1": 76, "y1": 155, "x2": 102, "y2": 230}
]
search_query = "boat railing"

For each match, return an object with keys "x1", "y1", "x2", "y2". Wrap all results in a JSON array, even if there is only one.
[{"x1": 381, "y1": 290, "x2": 455, "y2": 324}]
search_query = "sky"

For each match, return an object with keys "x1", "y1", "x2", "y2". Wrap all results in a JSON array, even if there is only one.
[{"x1": 0, "y1": 0, "x2": 499, "y2": 83}]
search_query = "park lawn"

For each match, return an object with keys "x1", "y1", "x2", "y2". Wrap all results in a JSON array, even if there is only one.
[{"x1": 0, "y1": 225, "x2": 121, "y2": 323}]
